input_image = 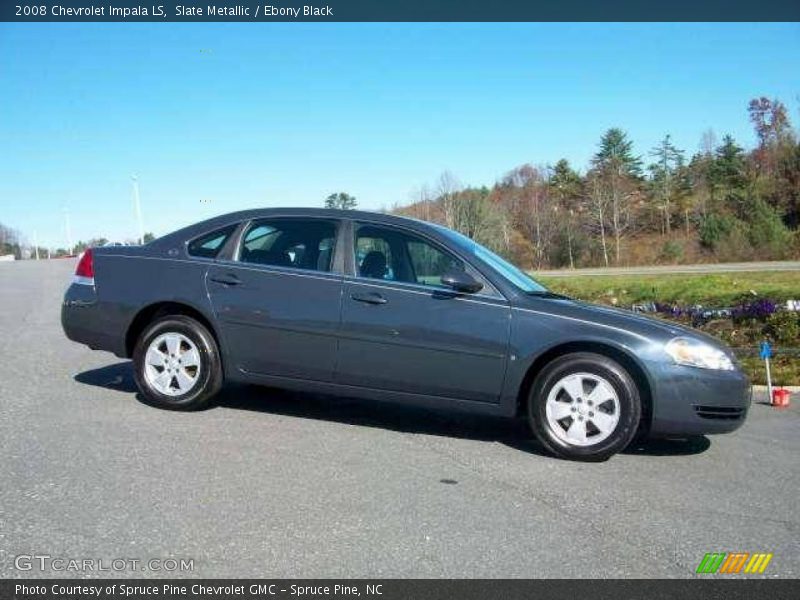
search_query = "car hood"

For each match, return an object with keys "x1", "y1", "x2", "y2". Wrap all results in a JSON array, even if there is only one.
[{"x1": 517, "y1": 295, "x2": 728, "y2": 348}]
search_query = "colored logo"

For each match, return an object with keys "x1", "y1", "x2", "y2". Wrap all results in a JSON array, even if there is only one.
[{"x1": 696, "y1": 552, "x2": 773, "y2": 574}]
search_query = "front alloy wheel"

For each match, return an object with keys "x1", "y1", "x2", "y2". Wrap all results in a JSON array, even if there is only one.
[
  {"x1": 528, "y1": 352, "x2": 641, "y2": 461},
  {"x1": 544, "y1": 372, "x2": 621, "y2": 447}
]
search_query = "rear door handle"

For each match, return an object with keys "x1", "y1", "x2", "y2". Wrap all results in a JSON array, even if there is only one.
[
  {"x1": 210, "y1": 274, "x2": 242, "y2": 286},
  {"x1": 351, "y1": 292, "x2": 387, "y2": 305}
]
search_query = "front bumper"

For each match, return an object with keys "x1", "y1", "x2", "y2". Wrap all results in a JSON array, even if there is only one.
[{"x1": 647, "y1": 361, "x2": 751, "y2": 436}]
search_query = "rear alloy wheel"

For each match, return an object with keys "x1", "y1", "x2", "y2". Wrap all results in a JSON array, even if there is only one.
[
  {"x1": 143, "y1": 332, "x2": 202, "y2": 397},
  {"x1": 528, "y1": 352, "x2": 641, "y2": 461},
  {"x1": 133, "y1": 315, "x2": 223, "y2": 410}
]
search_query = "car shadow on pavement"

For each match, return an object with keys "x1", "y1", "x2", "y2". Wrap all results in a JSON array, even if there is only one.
[
  {"x1": 75, "y1": 361, "x2": 139, "y2": 393},
  {"x1": 75, "y1": 362, "x2": 711, "y2": 459}
]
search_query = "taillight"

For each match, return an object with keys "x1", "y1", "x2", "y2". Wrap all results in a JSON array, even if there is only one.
[{"x1": 74, "y1": 248, "x2": 94, "y2": 284}]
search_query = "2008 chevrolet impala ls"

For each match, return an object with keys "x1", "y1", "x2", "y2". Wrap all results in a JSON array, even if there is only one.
[{"x1": 62, "y1": 208, "x2": 750, "y2": 460}]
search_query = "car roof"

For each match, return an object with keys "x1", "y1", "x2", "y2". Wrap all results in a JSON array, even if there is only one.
[
  {"x1": 149, "y1": 207, "x2": 432, "y2": 249},
  {"x1": 213, "y1": 207, "x2": 423, "y2": 226}
]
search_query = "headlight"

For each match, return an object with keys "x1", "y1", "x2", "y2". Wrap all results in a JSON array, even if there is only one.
[{"x1": 664, "y1": 337, "x2": 735, "y2": 371}]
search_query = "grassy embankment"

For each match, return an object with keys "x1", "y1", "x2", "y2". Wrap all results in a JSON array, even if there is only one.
[{"x1": 536, "y1": 271, "x2": 800, "y2": 385}]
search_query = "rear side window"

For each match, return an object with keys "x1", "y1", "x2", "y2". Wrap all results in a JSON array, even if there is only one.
[
  {"x1": 239, "y1": 219, "x2": 338, "y2": 272},
  {"x1": 187, "y1": 225, "x2": 237, "y2": 259}
]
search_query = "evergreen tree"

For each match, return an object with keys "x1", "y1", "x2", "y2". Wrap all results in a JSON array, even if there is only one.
[
  {"x1": 591, "y1": 128, "x2": 642, "y2": 264},
  {"x1": 709, "y1": 135, "x2": 748, "y2": 216},
  {"x1": 324, "y1": 192, "x2": 357, "y2": 210},
  {"x1": 648, "y1": 134, "x2": 685, "y2": 234},
  {"x1": 592, "y1": 128, "x2": 643, "y2": 178}
]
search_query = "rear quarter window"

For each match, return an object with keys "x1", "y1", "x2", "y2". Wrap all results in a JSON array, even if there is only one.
[{"x1": 187, "y1": 225, "x2": 237, "y2": 259}]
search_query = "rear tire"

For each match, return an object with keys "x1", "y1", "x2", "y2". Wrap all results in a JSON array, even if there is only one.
[
  {"x1": 133, "y1": 315, "x2": 223, "y2": 410},
  {"x1": 527, "y1": 352, "x2": 641, "y2": 461}
]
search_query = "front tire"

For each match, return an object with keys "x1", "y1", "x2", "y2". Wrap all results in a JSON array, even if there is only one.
[
  {"x1": 133, "y1": 315, "x2": 223, "y2": 410},
  {"x1": 527, "y1": 352, "x2": 641, "y2": 461}
]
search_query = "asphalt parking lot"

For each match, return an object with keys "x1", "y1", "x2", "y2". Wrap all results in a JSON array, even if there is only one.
[{"x1": 1, "y1": 259, "x2": 798, "y2": 578}]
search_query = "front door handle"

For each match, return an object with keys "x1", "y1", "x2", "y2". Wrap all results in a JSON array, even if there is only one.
[
  {"x1": 351, "y1": 291, "x2": 387, "y2": 305},
  {"x1": 210, "y1": 274, "x2": 242, "y2": 286}
]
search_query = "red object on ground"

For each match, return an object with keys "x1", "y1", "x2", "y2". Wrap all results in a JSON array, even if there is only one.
[{"x1": 771, "y1": 388, "x2": 791, "y2": 408}]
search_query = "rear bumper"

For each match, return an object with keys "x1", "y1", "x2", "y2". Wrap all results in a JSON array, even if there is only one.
[
  {"x1": 648, "y1": 361, "x2": 751, "y2": 436},
  {"x1": 61, "y1": 283, "x2": 126, "y2": 356}
]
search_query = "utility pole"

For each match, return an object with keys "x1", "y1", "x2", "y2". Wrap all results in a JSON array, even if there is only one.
[
  {"x1": 64, "y1": 208, "x2": 73, "y2": 255},
  {"x1": 132, "y1": 175, "x2": 145, "y2": 245},
  {"x1": 33, "y1": 231, "x2": 39, "y2": 260}
]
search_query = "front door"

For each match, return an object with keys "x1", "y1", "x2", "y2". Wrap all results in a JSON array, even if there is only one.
[
  {"x1": 206, "y1": 217, "x2": 343, "y2": 382},
  {"x1": 336, "y1": 222, "x2": 510, "y2": 403}
]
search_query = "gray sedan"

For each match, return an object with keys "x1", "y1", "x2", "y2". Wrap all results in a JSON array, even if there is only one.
[{"x1": 61, "y1": 208, "x2": 750, "y2": 460}]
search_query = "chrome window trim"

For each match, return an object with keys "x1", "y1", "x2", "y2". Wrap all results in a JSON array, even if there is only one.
[
  {"x1": 344, "y1": 276, "x2": 509, "y2": 308},
  {"x1": 106, "y1": 253, "x2": 343, "y2": 283},
  {"x1": 213, "y1": 258, "x2": 344, "y2": 283}
]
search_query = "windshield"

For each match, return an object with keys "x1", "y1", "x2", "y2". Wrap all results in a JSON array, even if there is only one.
[{"x1": 432, "y1": 225, "x2": 548, "y2": 293}]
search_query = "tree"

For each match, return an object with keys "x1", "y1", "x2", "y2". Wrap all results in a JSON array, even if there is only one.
[
  {"x1": 549, "y1": 159, "x2": 583, "y2": 268},
  {"x1": 700, "y1": 129, "x2": 717, "y2": 157},
  {"x1": 324, "y1": 192, "x2": 357, "y2": 210},
  {"x1": 591, "y1": 128, "x2": 643, "y2": 264},
  {"x1": 709, "y1": 134, "x2": 748, "y2": 216},
  {"x1": 143, "y1": 232, "x2": 155, "y2": 243},
  {"x1": 586, "y1": 171, "x2": 610, "y2": 267},
  {"x1": 385, "y1": 96, "x2": 799, "y2": 269},
  {"x1": 0, "y1": 221, "x2": 22, "y2": 258},
  {"x1": 648, "y1": 134, "x2": 686, "y2": 235},
  {"x1": 748, "y1": 97, "x2": 791, "y2": 176},
  {"x1": 74, "y1": 237, "x2": 109, "y2": 252},
  {"x1": 435, "y1": 171, "x2": 461, "y2": 229},
  {"x1": 452, "y1": 186, "x2": 510, "y2": 254},
  {"x1": 748, "y1": 97, "x2": 798, "y2": 226},
  {"x1": 776, "y1": 141, "x2": 800, "y2": 228},
  {"x1": 499, "y1": 164, "x2": 553, "y2": 269},
  {"x1": 746, "y1": 198, "x2": 792, "y2": 258},
  {"x1": 593, "y1": 128, "x2": 643, "y2": 178}
]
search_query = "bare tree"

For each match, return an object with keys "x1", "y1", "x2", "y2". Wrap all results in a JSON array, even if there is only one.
[
  {"x1": 436, "y1": 171, "x2": 462, "y2": 229},
  {"x1": 700, "y1": 128, "x2": 717, "y2": 157},
  {"x1": 500, "y1": 164, "x2": 555, "y2": 269},
  {"x1": 586, "y1": 172, "x2": 610, "y2": 267}
]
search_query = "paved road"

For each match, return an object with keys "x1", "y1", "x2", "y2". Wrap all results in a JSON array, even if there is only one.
[
  {"x1": 1, "y1": 260, "x2": 798, "y2": 578},
  {"x1": 535, "y1": 261, "x2": 800, "y2": 277}
]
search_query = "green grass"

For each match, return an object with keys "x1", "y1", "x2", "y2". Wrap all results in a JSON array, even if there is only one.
[
  {"x1": 536, "y1": 271, "x2": 799, "y2": 308},
  {"x1": 738, "y1": 354, "x2": 799, "y2": 386}
]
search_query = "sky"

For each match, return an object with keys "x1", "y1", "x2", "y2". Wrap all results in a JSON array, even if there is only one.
[{"x1": 1, "y1": 23, "x2": 799, "y2": 248}]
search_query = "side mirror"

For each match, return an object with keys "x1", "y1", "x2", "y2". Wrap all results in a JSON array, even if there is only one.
[{"x1": 440, "y1": 268, "x2": 483, "y2": 294}]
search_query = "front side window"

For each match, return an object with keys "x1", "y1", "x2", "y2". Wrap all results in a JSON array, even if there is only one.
[
  {"x1": 239, "y1": 219, "x2": 337, "y2": 272},
  {"x1": 354, "y1": 224, "x2": 464, "y2": 288},
  {"x1": 187, "y1": 224, "x2": 237, "y2": 259}
]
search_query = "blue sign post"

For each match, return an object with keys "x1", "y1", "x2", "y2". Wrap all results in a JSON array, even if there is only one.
[{"x1": 760, "y1": 341, "x2": 773, "y2": 400}]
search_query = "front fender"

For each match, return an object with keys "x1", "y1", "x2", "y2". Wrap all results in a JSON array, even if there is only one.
[{"x1": 499, "y1": 306, "x2": 661, "y2": 417}]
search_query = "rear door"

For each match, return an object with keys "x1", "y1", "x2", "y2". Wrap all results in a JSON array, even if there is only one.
[
  {"x1": 335, "y1": 222, "x2": 511, "y2": 403},
  {"x1": 206, "y1": 217, "x2": 344, "y2": 382}
]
